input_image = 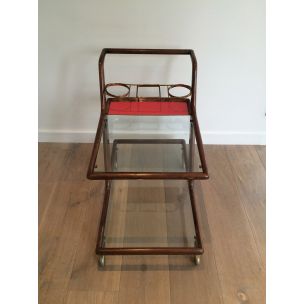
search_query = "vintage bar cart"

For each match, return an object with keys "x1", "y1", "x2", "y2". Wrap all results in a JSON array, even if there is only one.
[{"x1": 87, "y1": 48, "x2": 209, "y2": 268}]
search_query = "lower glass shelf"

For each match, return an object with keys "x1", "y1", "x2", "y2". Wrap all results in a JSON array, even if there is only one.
[{"x1": 103, "y1": 180, "x2": 197, "y2": 249}]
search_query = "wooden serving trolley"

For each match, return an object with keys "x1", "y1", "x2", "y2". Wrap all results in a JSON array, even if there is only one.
[{"x1": 87, "y1": 48, "x2": 209, "y2": 268}]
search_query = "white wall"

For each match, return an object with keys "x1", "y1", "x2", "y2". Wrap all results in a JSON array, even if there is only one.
[{"x1": 39, "y1": 0, "x2": 265, "y2": 144}]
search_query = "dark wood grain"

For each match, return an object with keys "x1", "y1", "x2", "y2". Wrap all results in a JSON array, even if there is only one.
[
  {"x1": 202, "y1": 146, "x2": 265, "y2": 304},
  {"x1": 255, "y1": 145, "x2": 266, "y2": 169},
  {"x1": 225, "y1": 146, "x2": 266, "y2": 268},
  {"x1": 39, "y1": 143, "x2": 265, "y2": 304}
]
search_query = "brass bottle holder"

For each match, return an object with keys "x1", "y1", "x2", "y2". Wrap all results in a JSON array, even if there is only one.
[{"x1": 104, "y1": 83, "x2": 192, "y2": 99}]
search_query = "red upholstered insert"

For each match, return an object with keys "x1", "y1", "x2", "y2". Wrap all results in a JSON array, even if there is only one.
[{"x1": 108, "y1": 101, "x2": 189, "y2": 115}]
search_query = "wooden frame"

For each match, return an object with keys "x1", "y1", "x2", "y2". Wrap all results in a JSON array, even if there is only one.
[
  {"x1": 86, "y1": 48, "x2": 209, "y2": 265},
  {"x1": 95, "y1": 180, "x2": 203, "y2": 257},
  {"x1": 87, "y1": 48, "x2": 209, "y2": 180}
]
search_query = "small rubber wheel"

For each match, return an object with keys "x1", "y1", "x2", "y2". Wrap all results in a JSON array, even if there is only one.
[
  {"x1": 193, "y1": 236, "x2": 200, "y2": 265},
  {"x1": 98, "y1": 255, "x2": 105, "y2": 268}
]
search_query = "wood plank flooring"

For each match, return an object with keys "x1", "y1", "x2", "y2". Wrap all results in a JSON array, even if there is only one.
[{"x1": 39, "y1": 143, "x2": 266, "y2": 304}]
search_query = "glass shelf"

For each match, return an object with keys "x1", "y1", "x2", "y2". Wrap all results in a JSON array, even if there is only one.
[
  {"x1": 103, "y1": 180, "x2": 196, "y2": 249},
  {"x1": 88, "y1": 114, "x2": 208, "y2": 179}
]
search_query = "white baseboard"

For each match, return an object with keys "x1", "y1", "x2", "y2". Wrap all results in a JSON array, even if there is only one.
[
  {"x1": 38, "y1": 130, "x2": 95, "y2": 143},
  {"x1": 38, "y1": 129, "x2": 266, "y2": 145},
  {"x1": 202, "y1": 131, "x2": 266, "y2": 145}
]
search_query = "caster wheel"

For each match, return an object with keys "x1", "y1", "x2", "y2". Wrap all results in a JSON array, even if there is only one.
[
  {"x1": 194, "y1": 255, "x2": 200, "y2": 265},
  {"x1": 193, "y1": 236, "x2": 201, "y2": 265},
  {"x1": 98, "y1": 255, "x2": 105, "y2": 268}
]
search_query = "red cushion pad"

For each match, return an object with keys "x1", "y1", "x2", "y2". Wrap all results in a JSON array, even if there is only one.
[{"x1": 108, "y1": 101, "x2": 189, "y2": 115}]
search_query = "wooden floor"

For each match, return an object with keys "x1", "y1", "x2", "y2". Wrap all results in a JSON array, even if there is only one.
[{"x1": 39, "y1": 143, "x2": 265, "y2": 304}]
